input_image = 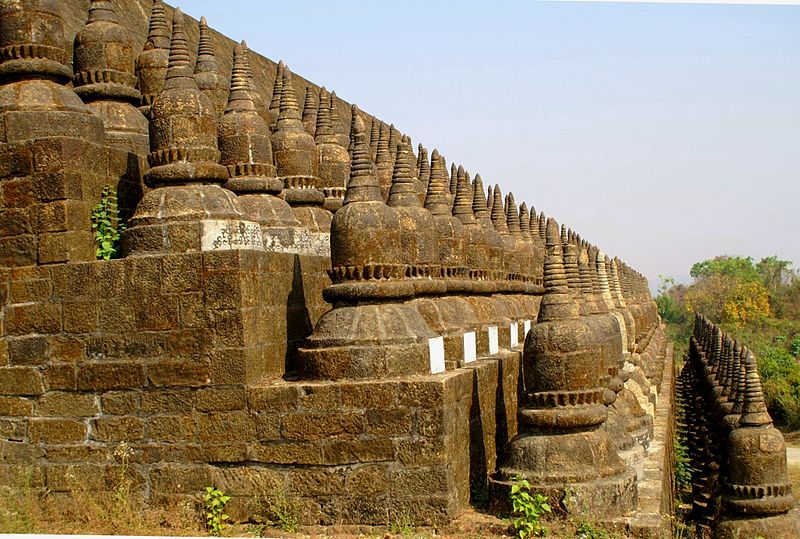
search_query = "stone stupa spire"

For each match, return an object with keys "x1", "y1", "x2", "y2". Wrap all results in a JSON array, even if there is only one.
[
  {"x1": 194, "y1": 16, "x2": 228, "y2": 117},
  {"x1": 302, "y1": 86, "x2": 317, "y2": 136},
  {"x1": 136, "y1": 0, "x2": 170, "y2": 107}
]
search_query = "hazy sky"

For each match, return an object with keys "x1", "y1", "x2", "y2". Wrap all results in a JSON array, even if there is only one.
[{"x1": 178, "y1": 0, "x2": 800, "y2": 289}]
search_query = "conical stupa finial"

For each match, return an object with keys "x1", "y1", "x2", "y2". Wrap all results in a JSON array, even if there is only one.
[
  {"x1": 195, "y1": 16, "x2": 217, "y2": 72},
  {"x1": 225, "y1": 41, "x2": 254, "y2": 113},
  {"x1": 303, "y1": 86, "x2": 318, "y2": 135},
  {"x1": 163, "y1": 9, "x2": 194, "y2": 89},
  {"x1": 453, "y1": 170, "x2": 475, "y2": 223},
  {"x1": 519, "y1": 202, "x2": 531, "y2": 240},
  {"x1": 538, "y1": 211, "x2": 547, "y2": 240},
  {"x1": 472, "y1": 174, "x2": 490, "y2": 221},
  {"x1": 387, "y1": 137, "x2": 420, "y2": 208},
  {"x1": 269, "y1": 60, "x2": 284, "y2": 111},
  {"x1": 506, "y1": 192, "x2": 521, "y2": 236},
  {"x1": 738, "y1": 349, "x2": 773, "y2": 427},
  {"x1": 277, "y1": 65, "x2": 301, "y2": 122},
  {"x1": 491, "y1": 186, "x2": 508, "y2": 234},
  {"x1": 450, "y1": 163, "x2": 459, "y2": 195},
  {"x1": 144, "y1": 0, "x2": 170, "y2": 51},
  {"x1": 342, "y1": 113, "x2": 382, "y2": 204},
  {"x1": 314, "y1": 88, "x2": 333, "y2": 138},
  {"x1": 376, "y1": 122, "x2": 391, "y2": 165},
  {"x1": 348, "y1": 104, "x2": 359, "y2": 157},
  {"x1": 424, "y1": 150, "x2": 452, "y2": 215},
  {"x1": 544, "y1": 218, "x2": 568, "y2": 295}
]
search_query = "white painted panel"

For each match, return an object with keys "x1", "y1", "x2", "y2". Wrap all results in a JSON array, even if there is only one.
[
  {"x1": 488, "y1": 326, "x2": 499, "y2": 355},
  {"x1": 463, "y1": 332, "x2": 477, "y2": 363},
  {"x1": 523, "y1": 319, "x2": 532, "y2": 336},
  {"x1": 429, "y1": 337, "x2": 445, "y2": 374},
  {"x1": 510, "y1": 322, "x2": 519, "y2": 348}
]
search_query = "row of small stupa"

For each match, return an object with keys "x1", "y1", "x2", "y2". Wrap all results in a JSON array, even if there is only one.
[{"x1": 678, "y1": 315, "x2": 799, "y2": 538}]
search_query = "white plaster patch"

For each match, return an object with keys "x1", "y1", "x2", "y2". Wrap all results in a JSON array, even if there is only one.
[
  {"x1": 488, "y1": 326, "x2": 499, "y2": 355},
  {"x1": 510, "y1": 322, "x2": 519, "y2": 348},
  {"x1": 523, "y1": 319, "x2": 532, "y2": 337},
  {"x1": 463, "y1": 332, "x2": 477, "y2": 363},
  {"x1": 201, "y1": 220, "x2": 263, "y2": 251},
  {"x1": 429, "y1": 337, "x2": 445, "y2": 374}
]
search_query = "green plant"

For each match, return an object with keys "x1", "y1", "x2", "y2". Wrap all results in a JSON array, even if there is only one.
[
  {"x1": 266, "y1": 490, "x2": 298, "y2": 533},
  {"x1": 203, "y1": 486, "x2": 230, "y2": 536},
  {"x1": 790, "y1": 335, "x2": 800, "y2": 357},
  {"x1": 509, "y1": 476, "x2": 551, "y2": 538},
  {"x1": 389, "y1": 509, "x2": 415, "y2": 536},
  {"x1": 575, "y1": 521, "x2": 610, "y2": 538},
  {"x1": 91, "y1": 184, "x2": 125, "y2": 260}
]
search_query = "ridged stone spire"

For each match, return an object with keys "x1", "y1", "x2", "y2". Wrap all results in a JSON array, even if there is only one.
[
  {"x1": 193, "y1": 16, "x2": 228, "y2": 117},
  {"x1": 136, "y1": 0, "x2": 170, "y2": 106}
]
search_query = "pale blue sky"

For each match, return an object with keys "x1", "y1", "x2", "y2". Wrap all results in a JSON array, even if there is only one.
[{"x1": 179, "y1": 0, "x2": 800, "y2": 289}]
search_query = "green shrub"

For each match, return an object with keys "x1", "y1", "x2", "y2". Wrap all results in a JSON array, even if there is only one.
[
  {"x1": 509, "y1": 476, "x2": 551, "y2": 538},
  {"x1": 91, "y1": 185, "x2": 125, "y2": 260}
]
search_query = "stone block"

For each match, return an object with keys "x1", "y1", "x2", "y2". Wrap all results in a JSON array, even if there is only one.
[
  {"x1": 31, "y1": 200, "x2": 90, "y2": 233},
  {"x1": 7, "y1": 335, "x2": 47, "y2": 365},
  {"x1": 395, "y1": 438, "x2": 448, "y2": 465},
  {"x1": 195, "y1": 386, "x2": 246, "y2": 412},
  {"x1": 37, "y1": 391, "x2": 98, "y2": 417},
  {"x1": 134, "y1": 296, "x2": 179, "y2": 331},
  {"x1": 340, "y1": 381, "x2": 398, "y2": 409},
  {"x1": 62, "y1": 300, "x2": 99, "y2": 333},
  {"x1": 0, "y1": 208, "x2": 32, "y2": 237},
  {"x1": 208, "y1": 347, "x2": 248, "y2": 385},
  {"x1": 344, "y1": 465, "x2": 388, "y2": 497},
  {"x1": 0, "y1": 235, "x2": 37, "y2": 266},
  {"x1": 101, "y1": 391, "x2": 141, "y2": 415},
  {"x1": 77, "y1": 363, "x2": 145, "y2": 391},
  {"x1": 252, "y1": 412, "x2": 281, "y2": 440},
  {"x1": 0, "y1": 366, "x2": 45, "y2": 395},
  {"x1": 9, "y1": 277, "x2": 50, "y2": 303},
  {"x1": 43, "y1": 364, "x2": 77, "y2": 390},
  {"x1": 321, "y1": 438, "x2": 394, "y2": 465},
  {"x1": 38, "y1": 231, "x2": 94, "y2": 264},
  {"x1": 210, "y1": 466, "x2": 286, "y2": 496},
  {"x1": 147, "y1": 360, "x2": 210, "y2": 388},
  {"x1": 147, "y1": 415, "x2": 197, "y2": 443},
  {"x1": 297, "y1": 383, "x2": 341, "y2": 411},
  {"x1": 4, "y1": 301, "x2": 61, "y2": 335},
  {"x1": 161, "y1": 253, "x2": 203, "y2": 292},
  {"x1": 0, "y1": 396, "x2": 33, "y2": 416},
  {"x1": 247, "y1": 385, "x2": 301, "y2": 412},
  {"x1": 390, "y1": 467, "x2": 450, "y2": 498},
  {"x1": 47, "y1": 336, "x2": 85, "y2": 363},
  {"x1": 0, "y1": 418, "x2": 27, "y2": 441},
  {"x1": 149, "y1": 464, "x2": 211, "y2": 495},
  {"x1": 140, "y1": 389, "x2": 195, "y2": 414},
  {"x1": 288, "y1": 468, "x2": 345, "y2": 496},
  {"x1": 178, "y1": 292, "x2": 206, "y2": 328},
  {"x1": 248, "y1": 441, "x2": 323, "y2": 465},
  {"x1": 2, "y1": 177, "x2": 35, "y2": 208},
  {"x1": 29, "y1": 418, "x2": 87, "y2": 444},
  {"x1": 397, "y1": 380, "x2": 446, "y2": 408},
  {"x1": 90, "y1": 416, "x2": 145, "y2": 442},
  {"x1": 366, "y1": 409, "x2": 412, "y2": 436},
  {"x1": 282, "y1": 412, "x2": 364, "y2": 440},
  {"x1": 197, "y1": 411, "x2": 256, "y2": 443}
]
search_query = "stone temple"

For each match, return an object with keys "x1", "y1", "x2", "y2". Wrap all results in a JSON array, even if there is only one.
[{"x1": 0, "y1": 1, "x2": 796, "y2": 537}]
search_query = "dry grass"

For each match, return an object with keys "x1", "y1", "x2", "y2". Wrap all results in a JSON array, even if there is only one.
[{"x1": 0, "y1": 449, "x2": 203, "y2": 537}]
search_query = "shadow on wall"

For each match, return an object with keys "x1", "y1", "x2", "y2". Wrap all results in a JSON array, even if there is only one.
[{"x1": 285, "y1": 253, "x2": 312, "y2": 377}]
